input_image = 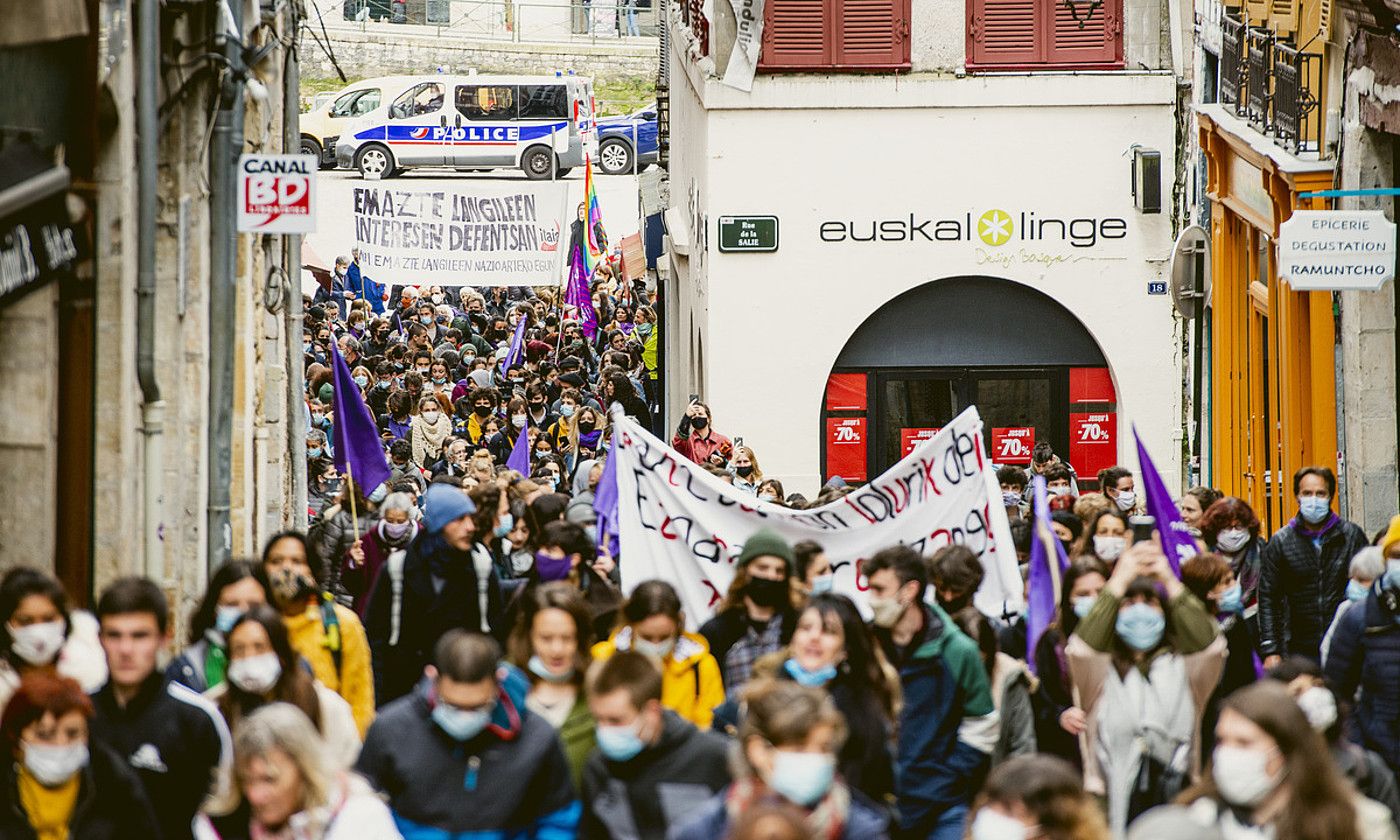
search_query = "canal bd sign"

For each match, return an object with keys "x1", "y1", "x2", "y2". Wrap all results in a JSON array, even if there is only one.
[{"x1": 1278, "y1": 210, "x2": 1395, "y2": 291}]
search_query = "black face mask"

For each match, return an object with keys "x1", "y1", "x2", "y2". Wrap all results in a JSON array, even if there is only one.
[
  {"x1": 745, "y1": 576, "x2": 788, "y2": 609},
  {"x1": 530, "y1": 402, "x2": 545, "y2": 412},
  {"x1": 691, "y1": 417, "x2": 709, "y2": 431},
  {"x1": 940, "y1": 591, "x2": 973, "y2": 615},
  {"x1": 735, "y1": 465, "x2": 754, "y2": 478},
  {"x1": 474, "y1": 405, "x2": 493, "y2": 418}
]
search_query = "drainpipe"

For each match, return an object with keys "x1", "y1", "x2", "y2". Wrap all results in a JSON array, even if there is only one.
[
  {"x1": 208, "y1": 0, "x2": 245, "y2": 570},
  {"x1": 284, "y1": 21, "x2": 308, "y2": 529},
  {"x1": 137, "y1": 0, "x2": 165, "y2": 581}
]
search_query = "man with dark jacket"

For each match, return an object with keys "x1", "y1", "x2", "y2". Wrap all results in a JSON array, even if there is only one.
[
  {"x1": 580, "y1": 652, "x2": 730, "y2": 840},
  {"x1": 1325, "y1": 514, "x2": 1400, "y2": 776},
  {"x1": 1258, "y1": 466, "x2": 1368, "y2": 666},
  {"x1": 865, "y1": 545, "x2": 997, "y2": 840},
  {"x1": 364, "y1": 482, "x2": 503, "y2": 706},
  {"x1": 356, "y1": 630, "x2": 580, "y2": 837},
  {"x1": 89, "y1": 578, "x2": 230, "y2": 840}
]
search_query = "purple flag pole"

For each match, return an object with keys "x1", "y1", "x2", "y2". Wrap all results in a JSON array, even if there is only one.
[
  {"x1": 592, "y1": 432, "x2": 620, "y2": 556},
  {"x1": 506, "y1": 423, "x2": 531, "y2": 475},
  {"x1": 1025, "y1": 475, "x2": 1069, "y2": 676},
  {"x1": 328, "y1": 342, "x2": 393, "y2": 505},
  {"x1": 1133, "y1": 426, "x2": 1196, "y2": 577}
]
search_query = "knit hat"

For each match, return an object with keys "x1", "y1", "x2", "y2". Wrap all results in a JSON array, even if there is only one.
[
  {"x1": 317, "y1": 383, "x2": 334, "y2": 404},
  {"x1": 1382, "y1": 514, "x2": 1400, "y2": 559},
  {"x1": 422, "y1": 483, "x2": 476, "y2": 534},
  {"x1": 738, "y1": 528, "x2": 794, "y2": 571}
]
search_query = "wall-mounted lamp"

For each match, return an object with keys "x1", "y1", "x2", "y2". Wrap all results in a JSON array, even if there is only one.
[{"x1": 1132, "y1": 147, "x2": 1162, "y2": 214}]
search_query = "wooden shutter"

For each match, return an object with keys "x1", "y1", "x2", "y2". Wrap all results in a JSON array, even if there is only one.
[
  {"x1": 1269, "y1": 0, "x2": 1298, "y2": 35},
  {"x1": 1047, "y1": 0, "x2": 1122, "y2": 65},
  {"x1": 834, "y1": 0, "x2": 910, "y2": 68},
  {"x1": 761, "y1": 0, "x2": 831, "y2": 68},
  {"x1": 968, "y1": 0, "x2": 1040, "y2": 66}
]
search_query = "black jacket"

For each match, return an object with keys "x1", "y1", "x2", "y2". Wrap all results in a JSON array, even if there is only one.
[
  {"x1": 1257, "y1": 517, "x2": 1368, "y2": 659},
  {"x1": 0, "y1": 739, "x2": 160, "y2": 840},
  {"x1": 579, "y1": 710, "x2": 731, "y2": 840},
  {"x1": 89, "y1": 674, "x2": 230, "y2": 840},
  {"x1": 364, "y1": 532, "x2": 505, "y2": 706},
  {"x1": 1326, "y1": 585, "x2": 1400, "y2": 772},
  {"x1": 698, "y1": 607, "x2": 797, "y2": 692}
]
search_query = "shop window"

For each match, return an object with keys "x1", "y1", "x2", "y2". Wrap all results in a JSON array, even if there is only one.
[
  {"x1": 967, "y1": 0, "x2": 1123, "y2": 69},
  {"x1": 760, "y1": 0, "x2": 911, "y2": 71}
]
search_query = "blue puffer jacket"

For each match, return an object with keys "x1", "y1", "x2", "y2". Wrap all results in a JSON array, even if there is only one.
[{"x1": 1324, "y1": 584, "x2": 1400, "y2": 772}]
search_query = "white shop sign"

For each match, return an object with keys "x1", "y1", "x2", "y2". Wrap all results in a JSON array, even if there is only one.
[
  {"x1": 1278, "y1": 210, "x2": 1395, "y2": 291},
  {"x1": 237, "y1": 154, "x2": 317, "y2": 234}
]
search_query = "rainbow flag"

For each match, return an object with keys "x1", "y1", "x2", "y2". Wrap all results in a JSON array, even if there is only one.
[{"x1": 583, "y1": 155, "x2": 607, "y2": 273}]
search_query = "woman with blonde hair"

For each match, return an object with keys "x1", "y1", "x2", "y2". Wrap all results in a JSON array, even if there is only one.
[
  {"x1": 966, "y1": 754, "x2": 1109, "y2": 840},
  {"x1": 196, "y1": 703, "x2": 399, "y2": 840},
  {"x1": 730, "y1": 446, "x2": 764, "y2": 495},
  {"x1": 409, "y1": 394, "x2": 452, "y2": 468}
]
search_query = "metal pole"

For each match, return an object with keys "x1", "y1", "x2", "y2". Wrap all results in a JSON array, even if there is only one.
[
  {"x1": 209, "y1": 0, "x2": 245, "y2": 570},
  {"x1": 1191, "y1": 245, "x2": 1205, "y2": 487},
  {"x1": 285, "y1": 7, "x2": 309, "y2": 530},
  {"x1": 137, "y1": 0, "x2": 166, "y2": 581}
]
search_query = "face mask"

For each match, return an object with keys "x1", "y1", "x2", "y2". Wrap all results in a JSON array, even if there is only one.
[
  {"x1": 1386, "y1": 559, "x2": 1400, "y2": 590},
  {"x1": 354, "y1": 375, "x2": 369, "y2": 388},
  {"x1": 534, "y1": 552, "x2": 573, "y2": 581},
  {"x1": 269, "y1": 570, "x2": 317, "y2": 609},
  {"x1": 1291, "y1": 684, "x2": 1339, "y2": 733},
  {"x1": 431, "y1": 294, "x2": 444, "y2": 304},
  {"x1": 1048, "y1": 485, "x2": 1070, "y2": 497},
  {"x1": 463, "y1": 353, "x2": 476, "y2": 362},
  {"x1": 597, "y1": 720, "x2": 647, "y2": 762},
  {"x1": 307, "y1": 447, "x2": 323, "y2": 459},
  {"x1": 214, "y1": 606, "x2": 243, "y2": 637},
  {"x1": 1213, "y1": 745, "x2": 1283, "y2": 807},
  {"x1": 783, "y1": 658, "x2": 837, "y2": 687},
  {"x1": 744, "y1": 576, "x2": 789, "y2": 609},
  {"x1": 311, "y1": 413, "x2": 325, "y2": 425},
  {"x1": 382, "y1": 520, "x2": 413, "y2": 541},
  {"x1": 758, "y1": 492, "x2": 777, "y2": 503},
  {"x1": 1216, "y1": 583, "x2": 1243, "y2": 615},
  {"x1": 560, "y1": 404, "x2": 575, "y2": 418},
  {"x1": 432, "y1": 701, "x2": 493, "y2": 741},
  {"x1": 7, "y1": 620, "x2": 66, "y2": 666},
  {"x1": 512, "y1": 415, "x2": 527, "y2": 429},
  {"x1": 690, "y1": 416, "x2": 709, "y2": 430},
  {"x1": 23, "y1": 741, "x2": 89, "y2": 787},
  {"x1": 417, "y1": 367, "x2": 431, "y2": 377},
  {"x1": 768, "y1": 750, "x2": 835, "y2": 807},
  {"x1": 970, "y1": 807, "x2": 1035, "y2": 840},
  {"x1": 810, "y1": 574, "x2": 834, "y2": 594},
  {"x1": 493, "y1": 513, "x2": 514, "y2": 538},
  {"x1": 1072, "y1": 596, "x2": 1097, "y2": 619},
  {"x1": 735, "y1": 465, "x2": 754, "y2": 478},
  {"x1": 869, "y1": 595, "x2": 906, "y2": 629},
  {"x1": 433, "y1": 376, "x2": 447, "y2": 385},
  {"x1": 1347, "y1": 579, "x2": 1371, "y2": 602},
  {"x1": 474, "y1": 404, "x2": 493, "y2": 418},
  {"x1": 1115, "y1": 602, "x2": 1166, "y2": 651},
  {"x1": 228, "y1": 651, "x2": 283, "y2": 694},
  {"x1": 1216, "y1": 528, "x2": 1250, "y2": 553},
  {"x1": 637, "y1": 322, "x2": 653, "y2": 337},
  {"x1": 528, "y1": 654, "x2": 575, "y2": 683},
  {"x1": 302, "y1": 342, "x2": 312, "y2": 352},
  {"x1": 1001, "y1": 491, "x2": 1022, "y2": 508},
  {"x1": 1298, "y1": 496, "x2": 1331, "y2": 524},
  {"x1": 1114, "y1": 490, "x2": 1137, "y2": 512},
  {"x1": 376, "y1": 380, "x2": 390, "y2": 391},
  {"x1": 420, "y1": 316, "x2": 433, "y2": 325},
  {"x1": 1093, "y1": 535, "x2": 1125, "y2": 562},
  {"x1": 633, "y1": 636, "x2": 674, "y2": 659},
  {"x1": 529, "y1": 402, "x2": 545, "y2": 414},
  {"x1": 421, "y1": 410, "x2": 440, "y2": 424}
]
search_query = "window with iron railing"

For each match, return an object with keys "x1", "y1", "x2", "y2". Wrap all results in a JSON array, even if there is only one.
[
  {"x1": 758, "y1": 0, "x2": 912, "y2": 71},
  {"x1": 1220, "y1": 13, "x2": 1245, "y2": 108},
  {"x1": 1273, "y1": 41, "x2": 1321, "y2": 154},
  {"x1": 1245, "y1": 27, "x2": 1272, "y2": 131},
  {"x1": 967, "y1": 0, "x2": 1123, "y2": 69}
]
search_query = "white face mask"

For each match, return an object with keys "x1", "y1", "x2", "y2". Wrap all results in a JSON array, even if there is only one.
[
  {"x1": 969, "y1": 806, "x2": 1035, "y2": 840},
  {"x1": 228, "y1": 651, "x2": 283, "y2": 694},
  {"x1": 23, "y1": 741, "x2": 89, "y2": 787},
  {"x1": 8, "y1": 620, "x2": 67, "y2": 666},
  {"x1": 633, "y1": 637, "x2": 675, "y2": 659},
  {"x1": 1216, "y1": 527, "x2": 1250, "y2": 553},
  {"x1": 1114, "y1": 490, "x2": 1137, "y2": 511},
  {"x1": 421, "y1": 410, "x2": 440, "y2": 424},
  {"x1": 1093, "y1": 535, "x2": 1125, "y2": 562},
  {"x1": 1213, "y1": 745, "x2": 1283, "y2": 807},
  {"x1": 869, "y1": 595, "x2": 906, "y2": 629},
  {"x1": 1297, "y1": 685, "x2": 1338, "y2": 732}
]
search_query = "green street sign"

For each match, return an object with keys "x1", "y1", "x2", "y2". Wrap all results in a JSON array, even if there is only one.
[{"x1": 718, "y1": 215, "x2": 778, "y2": 253}]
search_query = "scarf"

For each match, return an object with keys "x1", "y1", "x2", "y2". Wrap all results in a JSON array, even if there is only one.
[
  {"x1": 18, "y1": 765, "x2": 79, "y2": 840},
  {"x1": 1291, "y1": 512, "x2": 1341, "y2": 540},
  {"x1": 578, "y1": 429, "x2": 602, "y2": 449},
  {"x1": 723, "y1": 776, "x2": 849, "y2": 840},
  {"x1": 204, "y1": 630, "x2": 229, "y2": 689}
]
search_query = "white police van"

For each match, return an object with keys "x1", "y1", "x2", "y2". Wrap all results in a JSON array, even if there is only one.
[{"x1": 335, "y1": 74, "x2": 598, "y2": 180}]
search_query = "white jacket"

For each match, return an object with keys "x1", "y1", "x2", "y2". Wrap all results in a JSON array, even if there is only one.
[
  {"x1": 0, "y1": 610, "x2": 108, "y2": 712},
  {"x1": 203, "y1": 680, "x2": 361, "y2": 770},
  {"x1": 195, "y1": 773, "x2": 401, "y2": 840}
]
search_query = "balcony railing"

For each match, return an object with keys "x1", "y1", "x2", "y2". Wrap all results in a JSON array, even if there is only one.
[
  {"x1": 1245, "y1": 27, "x2": 1272, "y2": 131},
  {"x1": 681, "y1": 0, "x2": 707, "y2": 55},
  {"x1": 1220, "y1": 13, "x2": 1245, "y2": 110},
  {"x1": 1274, "y1": 41, "x2": 1321, "y2": 154}
]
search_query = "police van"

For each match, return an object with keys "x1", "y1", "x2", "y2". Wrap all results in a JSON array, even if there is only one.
[{"x1": 335, "y1": 74, "x2": 597, "y2": 180}]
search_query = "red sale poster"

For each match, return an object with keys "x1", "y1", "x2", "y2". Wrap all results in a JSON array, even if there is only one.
[
  {"x1": 825, "y1": 417, "x2": 867, "y2": 482},
  {"x1": 991, "y1": 427, "x2": 1035, "y2": 464},
  {"x1": 900, "y1": 427, "x2": 941, "y2": 456},
  {"x1": 1068, "y1": 412, "x2": 1117, "y2": 478}
]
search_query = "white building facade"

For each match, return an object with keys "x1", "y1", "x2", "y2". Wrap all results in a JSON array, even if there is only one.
[{"x1": 663, "y1": 0, "x2": 1192, "y2": 494}]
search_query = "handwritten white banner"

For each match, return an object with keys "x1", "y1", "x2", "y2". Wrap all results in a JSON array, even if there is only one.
[{"x1": 613, "y1": 406, "x2": 1022, "y2": 627}]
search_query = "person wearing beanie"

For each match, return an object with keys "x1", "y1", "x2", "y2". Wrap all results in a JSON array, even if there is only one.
[
  {"x1": 364, "y1": 482, "x2": 506, "y2": 707},
  {"x1": 698, "y1": 529, "x2": 799, "y2": 695}
]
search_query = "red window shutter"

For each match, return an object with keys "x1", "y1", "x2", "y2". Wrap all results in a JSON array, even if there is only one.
[
  {"x1": 1047, "y1": 0, "x2": 1122, "y2": 65},
  {"x1": 968, "y1": 0, "x2": 1041, "y2": 66},
  {"x1": 834, "y1": 0, "x2": 910, "y2": 68},
  {"x1": 761, "y1": 0, "x2": 831, "y2": 68}
]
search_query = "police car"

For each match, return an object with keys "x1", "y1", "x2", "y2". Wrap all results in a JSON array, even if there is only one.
[{"x1": 595, "y1": 104, "x2": 658, "y2": 175}]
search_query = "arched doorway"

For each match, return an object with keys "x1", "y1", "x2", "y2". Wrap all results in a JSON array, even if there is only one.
[{"x1": 821, "y1": 276, "x2": 1118, "y2": 484}]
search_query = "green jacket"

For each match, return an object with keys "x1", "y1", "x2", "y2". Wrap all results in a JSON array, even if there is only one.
[{"x1": 560, "y1": 692, "x2": 597, "y2": 790}]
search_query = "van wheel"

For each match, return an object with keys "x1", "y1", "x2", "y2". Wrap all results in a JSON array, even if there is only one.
[
  {"x1": 521, "y1": 146, "x2": 556, "y2": 180},
  {"x1": 598, "y1": 137, "x2": 633, "y2": 175},
  {"x1": 555, "y1": 167, "x2": 573, "y2": 179},
  {"x1": 301, "y1": 137, "x2": 329, "y2": 169},
  {"x1": 356, "y1": 144, "x2": 395, "y2": 179}
]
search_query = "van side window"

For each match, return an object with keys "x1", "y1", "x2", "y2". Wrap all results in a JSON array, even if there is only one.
[
  {"x1": 390, "y1": 83, "x2": 444, "y2": 119},
  {"x1": 518, "y1": 85, "x2": 569, "y2": 120},
  {"x1": 331, "y1": 89, "x2": 381, "y2": 118},
  {"x1": 456, "y1": 85, "x2": 517, "y2": 121}
]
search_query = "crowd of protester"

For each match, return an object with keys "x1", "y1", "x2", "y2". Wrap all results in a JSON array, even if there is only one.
[{"x1": 4, "y1": 269, "x2": 1400, "y2": 840}]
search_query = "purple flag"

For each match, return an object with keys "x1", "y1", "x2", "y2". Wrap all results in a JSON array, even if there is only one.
[
  {"x1": 565, "y1": 245, "x2": 598, "y2": 341},
  {"x1": 1134, "y1": 427, "x2": 1195, "y2": 577},
  {"x1": 592, "y1": 438, "x2": 620, "y2": 556},
  {"x1": 500, "y1": 311, "x2": 527, "y2": 374},
  {"x1": 506, "y1": 422, "x2": 531, "y2": 475},
  {"x1": 1026, "y1": 475, "x2": 1069, "y2": 676},
  {"x1": 328, "y1": 343, "x2": 392, "y2": 494}
]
